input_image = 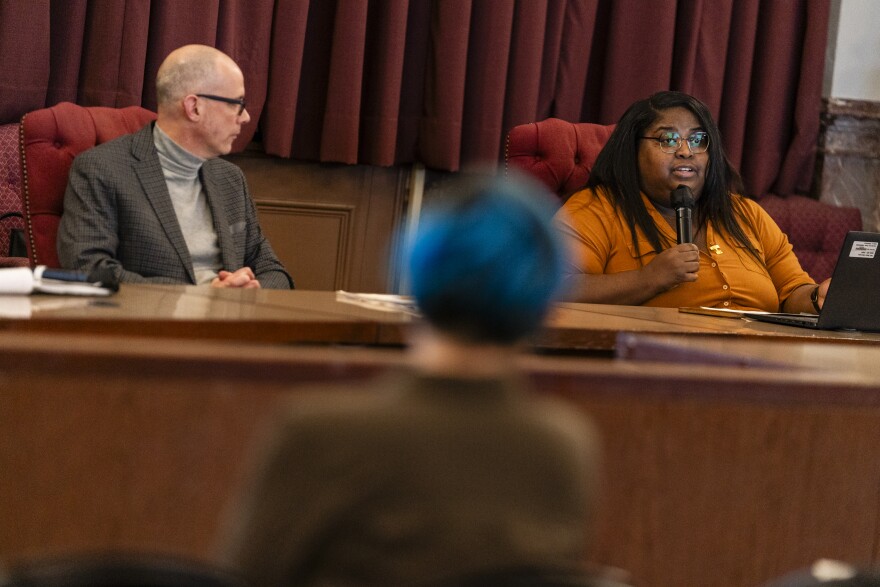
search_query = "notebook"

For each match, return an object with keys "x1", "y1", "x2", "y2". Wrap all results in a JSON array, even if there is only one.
[{"x1": 750, "y1": 231, "x2": 880, "y2": 331}]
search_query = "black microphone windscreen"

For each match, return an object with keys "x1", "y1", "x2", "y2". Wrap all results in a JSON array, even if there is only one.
[{"x1": 670, "y1": 185, "x2": 695, "y2": 210}]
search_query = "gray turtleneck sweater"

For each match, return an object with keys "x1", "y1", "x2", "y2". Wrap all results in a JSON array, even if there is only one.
[{"x1": 153, "y1": 125, "x2": 222, "y2": 284}]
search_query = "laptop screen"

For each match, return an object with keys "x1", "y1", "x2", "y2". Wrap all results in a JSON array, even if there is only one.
[{"x1": 814, "y1": 231, "x2": 880, "y2": 331}]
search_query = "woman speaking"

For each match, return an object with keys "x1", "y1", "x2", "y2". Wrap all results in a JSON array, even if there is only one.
[{"x1": 554, "y1": 91, "x2": 827, "y2": 313}]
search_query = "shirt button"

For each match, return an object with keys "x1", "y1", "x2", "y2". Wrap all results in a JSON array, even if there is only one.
[
  {"x1": 722, "y1": 285, "x2": 729, "y2": 290},
  {"x1": 711, "y1": 262, "x2": 717, "y2": 267},
  {"x1": 723, "y1": 301, "x2": 730, "y2": 306}
]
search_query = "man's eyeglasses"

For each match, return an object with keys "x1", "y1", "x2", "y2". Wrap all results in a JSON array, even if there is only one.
[
  {"x1": 640, "y1": 131, "x2": 709, "y2": 154},
  {"x1": 196, "y1": 93, "x2": 247, "y2": 116}
]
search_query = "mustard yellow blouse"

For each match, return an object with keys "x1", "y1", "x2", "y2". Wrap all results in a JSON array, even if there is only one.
[{"x1": 554, "y1": 187, "x2": 814, "y2": 312}]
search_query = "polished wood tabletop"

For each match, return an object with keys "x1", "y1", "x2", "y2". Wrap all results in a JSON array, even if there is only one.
[
  {"x1": 2, "y1": 284, "x2": 880, "y2": 350},
  {"x1": 539, "y1": 301, "x2": 880, "y2": 350},
  {"x1": 0, "y1": 285, "x2": 415, "y2": 345}
]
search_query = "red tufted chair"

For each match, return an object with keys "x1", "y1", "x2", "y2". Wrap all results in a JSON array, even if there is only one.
[
  {"x1": 505, "y1": 118, "x2": 862, "y2": 283},
  {"x1": 505, "y1": 118, "x2": 615, "y2": 202},
  {"x1": 20, "y1": 102, "x2": 156, "y2": 267},
  {"x1": 755, "y1": 194, "x2": 862, "y2": 283}
]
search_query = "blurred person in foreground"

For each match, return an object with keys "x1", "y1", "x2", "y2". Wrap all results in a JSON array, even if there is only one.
[
  {"x1": 555, "y1": 90, "x2": 826, "y2": 313},
  {"x1": 58, "y1": 44, "x2": 292, "y2": 289},
  {"x1": 217, "y1": 172, "x2": 601, "y2": 586}
]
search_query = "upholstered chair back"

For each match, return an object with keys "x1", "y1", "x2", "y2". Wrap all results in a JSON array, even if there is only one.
[
  {"x1": 757, "y1": 193, "x2": 862, "y2": 283},
  {"x1": 20, "y1": 102, "x2": 156, "y2": 267},
  {"x1": 505, "y1": 118, "x2": 614, "y2": 201}
]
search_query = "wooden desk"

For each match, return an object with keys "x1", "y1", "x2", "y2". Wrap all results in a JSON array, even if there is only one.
[
  {"x1": 2, "y1": 332, "x2": 880, "y2": 587},
  {"x1": 540, "y1": 302, "x2": 880, "y2": 351},
  {"x1": 0, "y1": 285, "x2": 414, "y2": 345},
  {"x1": 3, "y1": 284, "x2": 880, "y2": 351}
]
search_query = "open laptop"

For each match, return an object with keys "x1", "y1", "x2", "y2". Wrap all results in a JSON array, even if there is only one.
[{"x1": 750, "y1": 231, "x2": 880, "y2": 331}]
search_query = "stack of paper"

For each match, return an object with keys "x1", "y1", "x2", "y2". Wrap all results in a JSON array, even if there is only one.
[
  {"x1": 0, "y1": 266, "x2": 115, "y2": 296},
  {"x1": 335, "y1": 291, "x2": 419, "y2": 315}
]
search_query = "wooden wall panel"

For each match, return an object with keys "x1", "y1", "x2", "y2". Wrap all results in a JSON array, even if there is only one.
[
  {"x1": 257, "y1": 201, "x2": 353, "y2": 291},
  {"x1": 226, "y1": 153, "x2": 410, "y2": 293}
]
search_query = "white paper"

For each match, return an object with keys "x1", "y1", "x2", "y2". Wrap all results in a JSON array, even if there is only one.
[
  {"x1": 0, "y1": 266, "x2": 113, "y2": 296},
  {"x1": 0, "y1": 267, "x2": 36, "y2": 294},
  {"x1": 335, "y1": 291, "x2": 420, "y2": 314}
]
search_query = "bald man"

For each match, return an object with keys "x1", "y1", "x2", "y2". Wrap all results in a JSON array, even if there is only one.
[{"x1": 58, "y1": 45, "x2": 292, "y2": 289}]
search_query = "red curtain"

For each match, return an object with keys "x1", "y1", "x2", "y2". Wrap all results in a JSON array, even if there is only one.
[{"x1": 0, "y1": 0, "x2": 828, "y2": 196}]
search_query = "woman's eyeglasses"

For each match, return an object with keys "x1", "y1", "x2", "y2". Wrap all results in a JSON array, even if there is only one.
[
  {"x1": 640, "y1": 131, "x2": 709, "y2": 154},
  {"x1": 196, "y1": 93, "x2": 247, "y2": 116}
]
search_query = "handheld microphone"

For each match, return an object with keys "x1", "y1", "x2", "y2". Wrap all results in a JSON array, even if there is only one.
[{"x1": 670, "y1": 185, "x2": 695, "y2": 244}]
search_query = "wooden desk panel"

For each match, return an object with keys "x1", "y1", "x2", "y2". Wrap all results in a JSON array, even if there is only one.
[
  {"x1": 616, "y1": 332, "x2": 880, "y2": 382},
  {"x1": 581, "y1": 394, "x2": 880, "y2": 585},
  {"x1": 2, "y1": 333, "x2": 880, "y2": 587}
]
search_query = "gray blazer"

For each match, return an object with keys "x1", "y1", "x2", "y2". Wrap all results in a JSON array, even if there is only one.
[{"x1": 58, "y1": 123, "x2": 293, "y2": 289}]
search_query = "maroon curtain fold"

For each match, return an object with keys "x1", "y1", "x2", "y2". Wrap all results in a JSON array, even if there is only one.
[
  {"x1": 0, "y1": 1, "x2": 51, "y2": 122},
  {"x1": 419, "y1": 0, "x2": 472, "y2": 170},
  {"x1": 358, "y1": 0, "x2": 409, "y2": 166},
  {"x1": 0, "y1": 0, "x2": 830, "y2": 197},
  {"x1": 593, "y1": 1, "x2": 679, "y2": 122},
  {"x1": 716, "y1": 2, "x2": 761, "y2": 174},
  {"x1": 551, "y1": 0, "x2": 600, "y2": 122},
  {"x1": 672, "y1": 1, "x2": 733, "y2": 109},
  {"x1": 501, "y1": 0, "x2": 548, "y2": 137},
  {"x1": 738, "y1": 3, "x2": 812, "y2": 196},
  {"x1": 74, "y1": 0, "x2": 151, "y2": 107},
  {"x1": 261, "y1": 0, "x2": 310, "y2": 159},
  {"x1": 319, "y1": 1, "x2": 369, "y2": 163},
  {"x1": 458, "y1": 0, "x2": 515, "y2": 170},
  {"x1": 45, "y1": 0, "x2": 88, "y2": 106},
  {"x1": 393, "y1": 0, "x2": 431, "y2": 164},
  {"x1": 750, "y1": 1, "x2": 829, "y2": 196}
]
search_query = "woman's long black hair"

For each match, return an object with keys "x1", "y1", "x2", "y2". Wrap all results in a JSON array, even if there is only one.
[{"x1": 585, "y1": 91, "x2": 761, "y2": 262}]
